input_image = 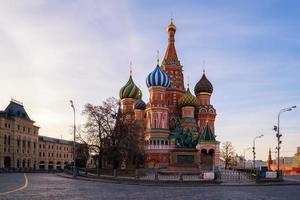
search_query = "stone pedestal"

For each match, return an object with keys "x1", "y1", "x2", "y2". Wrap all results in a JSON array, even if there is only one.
[{"x1": 169, "y1": 148, "x2": 199, "y2": 171}]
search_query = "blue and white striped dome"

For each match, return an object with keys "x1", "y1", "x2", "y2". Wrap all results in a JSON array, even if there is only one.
[{"x1": 146, "y1": 65, "x2": 170, "y2": 88}]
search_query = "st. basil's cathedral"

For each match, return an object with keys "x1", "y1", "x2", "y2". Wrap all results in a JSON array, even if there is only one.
[{"x1": 118, "y1": 19, "x2": 220, "y2": 171}]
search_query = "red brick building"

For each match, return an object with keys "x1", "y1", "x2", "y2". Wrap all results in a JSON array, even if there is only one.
[{"x1": 118, "y1": 19, "x2": 220, "y2": 171}]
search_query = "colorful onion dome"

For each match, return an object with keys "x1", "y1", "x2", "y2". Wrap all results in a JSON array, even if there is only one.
[
  {"x1": 167, "y1": 18, "x2": 176, "y2": 32},
  {"x1": 178, "y1": 87, "x2": 198, "y2": 108},
  {"x1": 146, "y1": 64, "x2": 170, "y2": 88},
  {"x1": 134, "y1": 97, "x2": 146, "y2": 110},
  {"x1": 194, "y1": 71, "x2": 213, "y2": 95},
  {"x1": 119, "y1": 75, "x2": 140, "y2": 99}
]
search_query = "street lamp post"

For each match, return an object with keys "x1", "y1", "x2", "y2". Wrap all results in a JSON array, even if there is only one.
[
  {"x1": 243, "y1": 147, "x2": 251, "y2": 169},
  {"x1": 70, "y1": 100, "x2": 77, "y2": 177},
  {"x1": 252, "y1": 134, "x2": 264, "y2": 169},
  {"x1": 274, "y1": 105, "x2": 296, "y2": 173}
]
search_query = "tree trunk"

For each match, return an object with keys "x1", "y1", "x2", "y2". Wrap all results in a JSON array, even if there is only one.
[{"x1": 98, "y1": 146, "x2": 102, "y2": 176}]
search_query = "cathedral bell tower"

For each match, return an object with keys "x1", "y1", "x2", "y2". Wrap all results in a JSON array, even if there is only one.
[
  {"x1": 145, "y1": 60, "x2": 170, "y2": 130},
  {"x1": 161, "y1": 18, "x2": 185, "y2": 119},
  {"x1": 194, "y1": 68, "x2": 216, "y2": 134},
  {"x1": 178, "y1": 85, "x2": 199, "y2": 136},
  {"x1": 134, "y1": 91, "x2": 146, "y2": 121},
  {"x1": 119, "y1": 69, "x2": 141, "y2": 122},
  {"x1": 144, "y1": 59, "x2": 171, "y2": 167}
]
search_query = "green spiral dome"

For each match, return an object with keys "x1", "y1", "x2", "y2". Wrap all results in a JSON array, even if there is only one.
[
  {"x1": 119, "y1": 75, "x2": 140, "y2": 99},
  {"x1": 178, "y1": 88, "x2": 198, "y2": 108}
]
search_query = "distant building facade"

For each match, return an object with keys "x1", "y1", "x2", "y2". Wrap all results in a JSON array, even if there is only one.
[
  {"x1": 38, "y1": 136, "x2": 73, "y2": 170},
  {"x1": 292, "y1": 147, "x2": 300, "y2": 167},
  {"x1": 267, "y1": 147, "x2": 300, "y2": 174},
  {"x1": 0, "y1": 99, "x2": 73, "y2": 170}
]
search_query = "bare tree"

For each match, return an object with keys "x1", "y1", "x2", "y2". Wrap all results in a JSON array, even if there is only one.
[
  {"x1": 81, "y1": 97, "x2": 119, "y2": 173},
  {"x1": 80, "y1": 97, "x2": 144, "y2": 174},
  {"x1": 104, "y1": 106, "x2": 144, "y2": 170},
  {"x1": 220, "y1": 141, "x2": 235, "y2": 169}
]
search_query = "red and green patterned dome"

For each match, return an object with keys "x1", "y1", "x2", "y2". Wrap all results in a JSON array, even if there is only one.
[
  {"x1": 178, "y1": 87, "x2": 198, "y2": 108},
  {"x1": 119, "y1": 75, "x2": 140, "y2": 100}
]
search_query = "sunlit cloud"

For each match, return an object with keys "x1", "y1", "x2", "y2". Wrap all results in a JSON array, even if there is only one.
[{"x1": 0, "y1": 0, "x2": 299, "y2": 160}]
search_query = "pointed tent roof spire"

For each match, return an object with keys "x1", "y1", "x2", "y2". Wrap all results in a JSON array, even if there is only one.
[
  {"x1": 162, "y1": 17, "x2": 180, "y2": 67},
  {"x1": 201, "y1": 121, "x2": 216, "y2": 141},
  {"x1": 268, "y1": 148, "x2": 272, "y2": 160}
]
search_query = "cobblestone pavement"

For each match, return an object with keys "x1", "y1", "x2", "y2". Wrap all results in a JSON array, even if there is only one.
[
  {"x1": 1, "y1": 173, "x2": 300, "y2": 200},
  {"x1": 0, "y1": 173, "x2": 25, "y2": 193},
  {"x1": 284, "y1": 175, "x2": 300, "y2": 182}
]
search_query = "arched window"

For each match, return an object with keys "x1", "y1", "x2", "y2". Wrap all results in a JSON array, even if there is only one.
[{"x1": 154, "y1": 119, "x2": 157, "y2": 128}]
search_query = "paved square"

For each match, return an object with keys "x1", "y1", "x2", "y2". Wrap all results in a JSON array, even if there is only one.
[{"x1": 1, "y1": 173, "x2": 300, "y2": 200}]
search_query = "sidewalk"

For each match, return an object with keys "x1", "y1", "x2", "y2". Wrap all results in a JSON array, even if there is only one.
[{"x1": 58, "y1": 173, "x2": 300, "y2": 187}]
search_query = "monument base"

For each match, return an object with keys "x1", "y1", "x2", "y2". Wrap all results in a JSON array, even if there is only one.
[{"x1": 168, "y1": 148, "x2": 199, "y2": 171}]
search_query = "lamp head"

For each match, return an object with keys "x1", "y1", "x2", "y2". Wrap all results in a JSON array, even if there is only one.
[{"x1": 70, "y1": 100, "x2": 74, "y2": 108}]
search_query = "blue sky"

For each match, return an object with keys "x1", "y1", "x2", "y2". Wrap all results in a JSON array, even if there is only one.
[{"x1": 0, "y1": 0, "x2": 299, "y2": 160}]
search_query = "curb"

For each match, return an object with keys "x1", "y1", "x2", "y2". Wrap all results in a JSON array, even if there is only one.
[{"x1": 57, "y1": 174, "x2": 300, "y2": 187}]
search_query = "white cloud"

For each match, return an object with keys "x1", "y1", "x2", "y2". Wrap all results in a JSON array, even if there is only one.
[{"x1": 0, "y1": 1, "x2": 299, "y2": 160}]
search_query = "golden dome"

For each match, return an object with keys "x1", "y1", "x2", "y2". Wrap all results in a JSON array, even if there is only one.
[
  {"x1": 167, "y1": 18, "x2": 176, "y2": 32},
  {"x1": 178, "y1": 87, "x2": 198, "y2": 108}
]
